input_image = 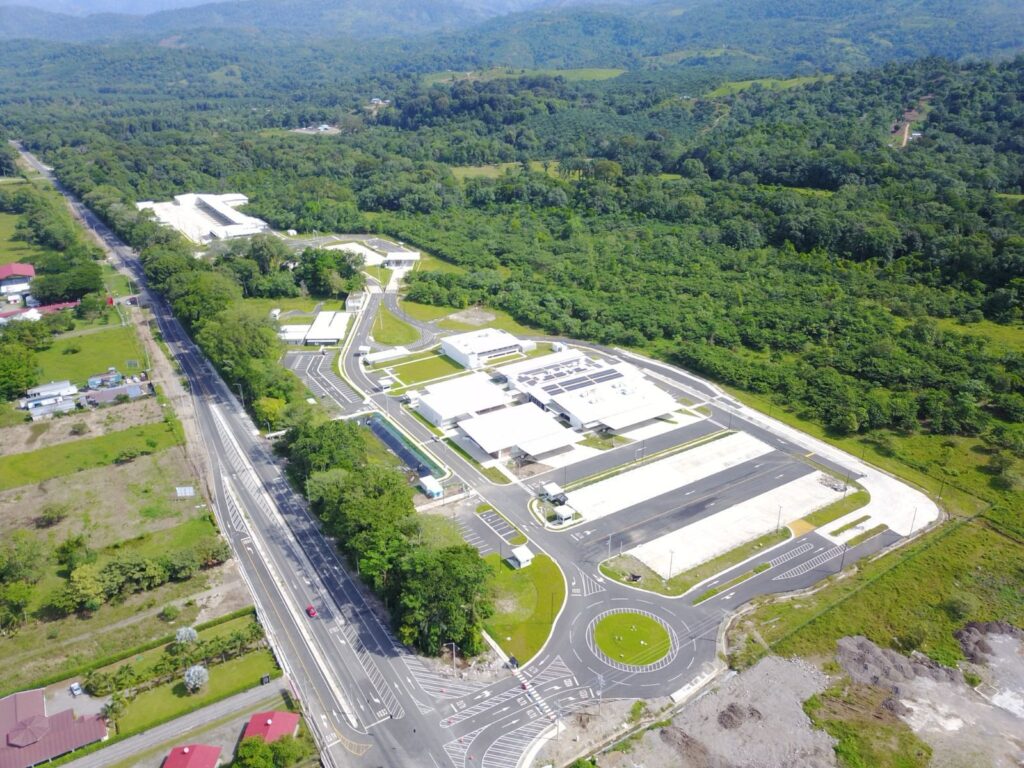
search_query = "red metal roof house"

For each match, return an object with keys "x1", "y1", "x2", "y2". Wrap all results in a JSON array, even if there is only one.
[
  {"x1": 163, "y1": 743, "x2": 222, "y2": 768},
  {"x1": 241, "y1": 711, "x2": 299, "y2": 744},
  {"x1": 0, "y1": 264, "x2": 35, "y2": 281},
  {"x1": 0, "y1": 689, "x2": 106, "y2": 768}
]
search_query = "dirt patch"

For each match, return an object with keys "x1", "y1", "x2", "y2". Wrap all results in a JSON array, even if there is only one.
[
  {"x1": 446, "y1": 306, "x2": 495, "y2": 326},
  {"x1": 0, "y1": 397, "x2": 164, "y2": 457},
  {"x1": 193, "y1": 560, "x2": 252, "y2": 623},
  {"x1": 836, "y1": 635, "x2": 1024, "y2": 768},
  {"x1": 0, "y1": 448, "x2": 201, "y2": 548},
  {"x1": 599, "y1": 657, "x2": 836, "y2": 768}
]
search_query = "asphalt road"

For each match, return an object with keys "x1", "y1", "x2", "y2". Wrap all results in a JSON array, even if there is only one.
[{"x1": 18, "y1": 139, "x2": 917, "y2": 768}]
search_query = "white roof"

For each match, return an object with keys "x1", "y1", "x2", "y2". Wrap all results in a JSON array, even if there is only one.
[
  {"x1": 443, "y1": 328, "x2": 522, "y2": 357},
  {"x1": 304, "y1": 311, "x2": 350, "y2": 343},
  {"x1": 419, "y1": 475, "x2": 443, "y2": 494},
  {"x1": 363, "y1": 347, "x2": 409, "y2": 364},
  {"x1": 135, "y1": 193, "x2": 268, "y2": 243},
  {"x1": 541, "y1": 482, "x2": 563, "y2": 497},
  {"x1": 365, "y1": 237, "x2": 419, "y2": 258},
  {"x1": 459, "y1": 403, "x2": 580, "y2": 457},
  {"x1": 510, "y1": 545, "x2": 534, "y2": 564},
  {"x1": 417, "y1": 372, "x2": 511, "y2": 422},
  {"x1": 549, "y1": 362, "x2": 678, "y2": 430},
  {"x1": 498, "y1": 349, "x2": 596, "y2": 404},
  {"x1": 278, "y1": 324, "x2": 311, "y2": 342},
  {"x1": 328, "y1": 242, "x2": 383, "y2": 266}
]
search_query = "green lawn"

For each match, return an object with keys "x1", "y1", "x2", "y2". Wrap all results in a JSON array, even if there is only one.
[
  {"x1": 0, "y1": 419, "x2": 183, "y2": 490},
  {"x1": 601, "y1": 528, "x2": 791, "y2": 597},
  {"x1": 830, "y1": 515, "x2": 870, "y2": 537},
  {"x1": 729, "y1": 518, "x2": 1024, "y2": 669},
  {"x1": 398, "y1": 300, "x2": 457, "y2": 322},
  {"x1": 364, "y1": 265, "x2": 393, "y2": 286},
  {"x1": 579, "y1": 433, "x2": 633, "y2": 451},
  {"x1": 933, "y1": 316, "x2": 1024, "y2": 355},
  {"x1": 847, "y1": 524, "x2": 888, "y2": 547},
  {"x1": 437, "y1": 307, "x2": 544, "y2": 337},
  {"x1": 370, "y1": 305, "x2": 420, "y2": 346},
  {"x1": 390, "y1": 353, "x2": 464, "y2": 385},
  {"x1": 101, "y1": 264, "x2": 134, "y2": 298},
  {"x1": 117, "y1": 649, "x2": 280, "y2": 734},
  {"x1": 706, "y1": 75, "x2": 832, "y2": 97},
  {"x1": 242, "y1": 296, "x2": 333, "y2": 319},
  {"x1": 0, "y1": 211, "x2": 53, "y2": 264},
  {"x1": 412, "y1": 253, "x2": 466, "y2": 275},
  {"x1": 802, "y1": 490, "x2": 870, "y2": 529},
  {"x1": 592, "y1": 612, "x2": 670, "y2": 666},
  {"x1": 484, "y1": 553, "x2": 564, "y2": 663},
  {"x1": 450, "y1": 160, "x2": 560, "y2": 182},
  {"x1": 34, "y1": 325, "x2": 145, "y2": 386}
]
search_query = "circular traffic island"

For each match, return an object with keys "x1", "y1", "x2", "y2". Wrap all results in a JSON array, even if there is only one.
[{"x1": 592, "y1": 610, "x2": 672, "y2": 669}]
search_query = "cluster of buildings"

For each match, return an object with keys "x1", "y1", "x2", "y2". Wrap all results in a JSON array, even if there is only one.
[
  {"x1": 411, "y1": 330, "x2": 678, "y2": 463},
  {"x1": 277, "y1": 310, "x2": 351, "y2": 346},
  {"x1": 162, "y1": 711, "x2": 299, "y2": 768},
  {"x1": 19, "y1": 369, "x2": 151, "y2": 421},
  {"x1": 136, "y1": 193, "x2": 269, "y2": 244}
]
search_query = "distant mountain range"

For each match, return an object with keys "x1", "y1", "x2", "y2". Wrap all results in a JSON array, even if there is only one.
[{"x1": 0, "y1": 0, "x2": 1020, "y2": 73}]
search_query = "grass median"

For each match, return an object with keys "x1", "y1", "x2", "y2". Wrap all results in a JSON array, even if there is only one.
[{"x1": 370, "y1": 305, "x2": 419, "y2": 346}]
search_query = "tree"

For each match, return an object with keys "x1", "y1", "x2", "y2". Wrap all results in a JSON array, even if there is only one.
[
  {"x1": 0, "y1": 531, "x2": 45, "y2": 584},
  {"x1": 0, "y1": 344, "x2": 36, "y2": 400},
  {"x1": 66, "y1": 563, "x2": 106, "y2": 612},
  {"x1": 234, "y1": 737, "x2": 275, "y2": 768},
  {"x1": 175, "y1": 626, "x2": 199, "y2": 645},
  {"x1": 183, "y1": 664, "x2": 209, "y2": 693},
  {"x1": 103, "y1": 691, "x2": 127, "y2": 724},
  {"x1": 270, "y1": 735, "x2": 309, "y2": 766}
]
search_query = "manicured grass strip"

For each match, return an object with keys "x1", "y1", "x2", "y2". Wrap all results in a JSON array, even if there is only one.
[
  {"x1": 371, "y1": 305, "x2": 419, "y2": 346},
  {"x1": 593, "y1": 612, "x2": 670, "y2": 666},
  {"x1": 390, "y1": 353, "x2": 463, "y2": 384},
  {"x1": 117, "y1": 649, "x2": 280, "y2": 734},
  {"x1": 404, "y1": 405, "x2": 443, "y2": 436},
  {"x1": 694, "y1": 563, "x2": 770, "y2": 604},
  {"x1": 398, "y1": 300, "x2": 457, "y2": 321},
  {"x1": 802, "y1": 490, "x2": 870, "y2": 528},
  {"x1": 600, "y1": 527, "x2": 790, "y2": 597},
  {"x1": 34, "y1": 324, "x2": 146, "y2": 385},
  {"x1": 830, "y1": 515, "x2": 871, "y2": 537},
  {"x1": 483, "y1": 553, "x2": 564, "y2": 663},
  {"x1": 444, "y1": 438, "x2": 510, "y2": 484},
  {"x1": 579, "y1": 433, "x2": 633, "y2": 451},
  {"x1": 847, "y1": 524, "x2": 889, "y2": 547},
  {"x1": 0, "y1": 419, "x2": 183, "y2": 490},
  {"x1": 364, "y1": 265, "x2": 393, "y2": 286}
]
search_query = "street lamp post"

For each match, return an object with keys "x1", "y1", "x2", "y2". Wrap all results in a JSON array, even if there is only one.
[
  {"x1": 668, "y1": 550, "x2": 674, "y2": 579},
  {"x1": 776, "y1": 505, "x2": 782, "y2": 533},
  {"x1": 838, "y1": 543, "x2": 848, "y2": 572},
  {"x1": 443, "y1": 642, "x2": 459, "y2": 677}
]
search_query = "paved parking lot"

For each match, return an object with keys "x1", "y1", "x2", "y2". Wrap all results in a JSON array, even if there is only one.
[{"x1": 478, "y1": 509, "x2": 520, "y2": 544}]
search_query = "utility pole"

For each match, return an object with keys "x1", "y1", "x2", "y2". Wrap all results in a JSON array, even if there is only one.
[
  {"x1": 443, "y1": 642, "x2": 459, "y2": 677},
  {"x1": 235, "y1": 383, "x2": 245, "y2": 410},
  {"x1": 838, "y1": 543, "x2": 848, "y2": 572},
  {"x1": 776, "y1": 505, "x2": 782, "y2": 533},
  {"x1": 607, "y1": 535, "x2": 612, "y2": 560},
  {"x1": 668, "y1": 550, "x2": 674, "y2": 579}
]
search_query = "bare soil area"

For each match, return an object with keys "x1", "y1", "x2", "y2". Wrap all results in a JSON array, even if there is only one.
[
  {"x1": 0, "y1": 398, "x2": 164, "y2": 457},
  {"x1": 837, "y1": 634, "x2": 1024, "y2": 768},
  {"x1": 599, "y1": 657, "x2": 836, "y2": 768},
  {"x1": 0, "y1": 447, "x2": 199, "y2": 548},
  {"x1": 446, "y1": 306, "x2": 495, "y2": 326}
]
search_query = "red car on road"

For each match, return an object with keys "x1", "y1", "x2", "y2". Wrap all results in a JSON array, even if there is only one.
[{"x1": 305, "y1": 604, "x2": 318, "y2": 618}]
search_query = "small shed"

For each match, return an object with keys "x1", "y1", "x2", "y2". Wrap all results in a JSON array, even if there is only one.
[
  {"x1": 418, "y1": 475, "x2": 443, "y2": 499},
  {"x1": 540, "y1": 482, "x2": 563, "y2": 499},
  {"x1": 508, "y1": 545, "x2": 534, "y2": 569}
]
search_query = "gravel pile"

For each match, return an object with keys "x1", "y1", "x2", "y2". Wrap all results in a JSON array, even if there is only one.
[{"x1": 836, "y1": 635, "x2": 962, "y2": 692}]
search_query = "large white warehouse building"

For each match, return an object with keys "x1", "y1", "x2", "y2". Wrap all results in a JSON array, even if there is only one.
[
  {"x1": 136, "y1": 193, "x2": 270, "y2": 243},
  {"x1": 441, "y1": 328, "x2": 535, "y2": 369}
]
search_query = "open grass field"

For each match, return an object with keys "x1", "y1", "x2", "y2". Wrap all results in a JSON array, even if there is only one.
[
  {"x1": 450, "y1": 160, "x2": 560, "y2": 182},
  {"x1": 437, "y1": 306, "x2": 544, "y2": 337},
  {"x1": 424, "y1": 68, "x2": 623, "y2": 87},
  {"x1": 601, "y1": 528, "x2": 791, "y2": 597},
  {"x1": 370, "y1": 305, "x2": 420, "y2": 346},
  {"x1": 117, "y1": 649, "x2": 280, "y2": 734},
  {"x1": 412, "y1": 252, "x2": 466, "y2": 274},
  {"x1": 593, "y1": 612, "x2": 670, "y2": 666},
  {"x1": 34, "y1": 325, "x2": 145, "y2": 386},
  {"x1": 0, "y1": 418, "x2": 183, "y2": 490},
  {"x1": 390, "y1": 301, "x2": 453, "y2": 323},
  {"x1": 363, "y1": 265, "x2": 393, "y2": 286},
  {"x1": 484, "y1": 553, "x2": 564, "y2": 663},
  {"x1": 388, "y1": 353, "x2": 463, "y2": 385},
  {"x1": 729, "y1": 518, "x2": 1024, "y2": 669},
  {"x1": 242, "y1": 296, "x2": 335, "y2": 318},
  {"x1": 933, "y1": 316, "x2": 1024, "y2": 355},
  {"x1": 706, "y1": 75, "x2": 833, "y2": 97},
  {"x1": 0, "y1": 211, "x2": 53, "y2": 264},
  {"x1": 101, "y1": 264, "x2": 134, "y2": 298}
]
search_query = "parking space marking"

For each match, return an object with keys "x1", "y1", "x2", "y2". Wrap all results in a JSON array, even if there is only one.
[{"x1": 767, "y1": 542, "x2": 814, "y2": 568}]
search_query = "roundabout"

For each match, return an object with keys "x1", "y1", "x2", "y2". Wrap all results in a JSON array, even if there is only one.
[{"x1": 587, "y1": 608, "x2": 678, "y2": 672}]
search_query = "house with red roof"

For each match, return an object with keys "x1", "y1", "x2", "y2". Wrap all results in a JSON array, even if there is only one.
[
  {"x1": 163, "y1": 743, "x2": 222, "y2": 768},
  {"x1": 241, "y1": 711, "x2": 299, "y2": 744},
  {"x1": 0, "y1": 689, "x2": 106, "y2": 768},
  {"x1": 0, "y1": 264, "x2": 35, "y2": 297}
]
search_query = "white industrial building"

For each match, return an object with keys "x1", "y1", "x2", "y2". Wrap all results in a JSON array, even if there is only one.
[
  {"x1": 497, "y1": 349, "x2": 677, "y2": 432},
  {"x1": 136, "y1": 193, "x2": 269, "y2": 243},
  {"x1": 345, "y1": 291, "x2": 367, "y2": 312},
  {"x1": 364, "y1": 238, "x2": 420, "y2": 268},
  {"x1": 416, "y1": 372, "x2": 512, "y2": 427},
  {"x1": 441, "y1": 329, "x2": 535, "y2": 369},
  {"x1": 329, "y1": 243, "x2": 383, "y2": 267},
  {"x1": 457, "y1": 402, "x2": 581, "y2": 459},
  {"x1": 276, "y1": 311, "x2": 350, "y2": 345}
]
